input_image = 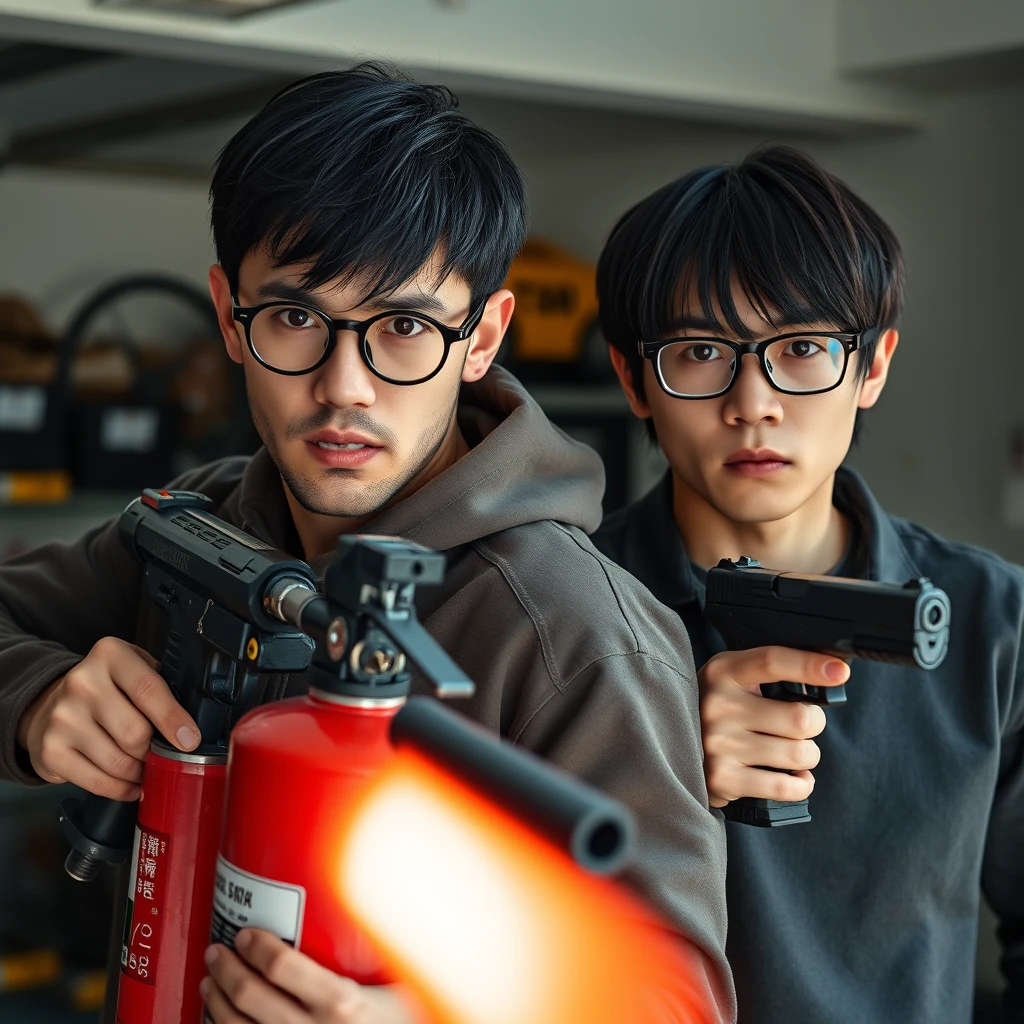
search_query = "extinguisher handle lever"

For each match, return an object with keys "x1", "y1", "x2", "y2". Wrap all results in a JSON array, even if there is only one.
[{"x1": 366, "y1": 609, "x2": 475, "y2": 700}]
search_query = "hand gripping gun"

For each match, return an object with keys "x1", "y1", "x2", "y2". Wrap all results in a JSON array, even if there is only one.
[
  {"x1": 704, "y1": 556, "x2": 951, "y2": 828},
  {"x1": 58, "y1": 490, "x2": 316, "y2": 1023}
]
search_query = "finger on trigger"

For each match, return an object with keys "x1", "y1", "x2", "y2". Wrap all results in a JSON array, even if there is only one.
[
  {"x1": 821, "y1": 657, "x2": 850, "y2": 684},
  {"x1": 721, "y1": 646, "x2": 830, "y2": 695}
]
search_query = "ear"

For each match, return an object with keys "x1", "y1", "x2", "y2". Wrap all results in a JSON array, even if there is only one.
[
  {"x1": 608, "y1": 344, "x2": 653, "y2": 421},
  {"x1": 856, "y1": 329, "x2": 899, "y2": 410},
  {"x1": 462, "y1": 289, "x2": 516, "y2": 383},
  {"x1": 208, "y1": 264, "x2": 244, "y2": 366}
]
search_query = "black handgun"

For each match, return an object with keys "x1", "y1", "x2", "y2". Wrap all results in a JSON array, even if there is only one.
[
  {"x1": 704, "y1": 556, "x2": 951, "y2": 828},
  {"x1": 60, "y1": 488, "x2": 316, "y2": 882}
]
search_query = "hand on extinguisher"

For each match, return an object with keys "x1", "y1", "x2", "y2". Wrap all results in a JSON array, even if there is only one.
[
  {"x1": 15, "y1": 635, "x2": 201, "y2": 799},
  {"x1": 699, "y1": 645, "x2": 849, "y2": 806},
  {"x1": 201, "y1": 930, "x2": 424, "y2": 1024}
]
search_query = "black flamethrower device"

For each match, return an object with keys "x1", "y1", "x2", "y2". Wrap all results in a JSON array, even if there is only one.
[
  {"x1": 704, "y1": 556, "x2": 951, "y2": 828},
  {"x1": 59, "y1": 493, "x2": 633, "y2": 883},
  {"x1": 59, "y1": 489, "x2": 317, "y2": 883}
]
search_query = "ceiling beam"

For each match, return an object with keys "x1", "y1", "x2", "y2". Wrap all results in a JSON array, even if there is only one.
[
  {"x1": 3, "y1": 74, "x2": 287, "y2": 163},
  {"x1": 0, "y1": 41, "x2": 113, "y2": 86}
]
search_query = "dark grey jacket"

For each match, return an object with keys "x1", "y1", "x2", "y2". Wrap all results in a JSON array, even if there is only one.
[
  {"x1": 0, "y1": 368, "x2": 734, "y2": 1021},
  {"x1": 594, "y1": 467, "x2": 1024, "y2": 1024}
]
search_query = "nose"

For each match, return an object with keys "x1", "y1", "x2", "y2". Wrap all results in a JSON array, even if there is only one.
[
  {"x1": 721, "y1": 352, "x2": 784, "y2": 426},
  {"x1": 311, "y1": 329, "x2": 377, "y2": 409}
]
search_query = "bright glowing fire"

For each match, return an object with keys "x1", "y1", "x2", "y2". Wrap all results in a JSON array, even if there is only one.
[{"x1": 338, "y1": 750, "x2": 713, "y2": 1024}]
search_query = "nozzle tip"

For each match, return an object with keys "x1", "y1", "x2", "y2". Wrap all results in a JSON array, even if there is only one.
[{"x1": 65, "y1": 847, "x2": 103, "y2": 883}]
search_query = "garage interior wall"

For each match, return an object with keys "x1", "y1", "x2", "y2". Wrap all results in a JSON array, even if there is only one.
[
  {"x1": 0, "y1": 63, "x2": 1017, "y2": 999},
  {"x1": 3, "y1": 79, "x2": 1023, "y2": 561}
]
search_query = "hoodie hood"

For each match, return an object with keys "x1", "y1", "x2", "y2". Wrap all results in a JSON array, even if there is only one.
[{"x1": 236, "y1": 365, "x2": 605, "y2": 567}]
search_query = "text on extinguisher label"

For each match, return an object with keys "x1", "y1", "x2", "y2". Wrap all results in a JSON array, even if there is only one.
[
  {"x1": 210, "y1": 856, "x2": 305, "y2": 950},
  {"x1": 121, "y1": 825, "x2": 171, "y2": 985}
]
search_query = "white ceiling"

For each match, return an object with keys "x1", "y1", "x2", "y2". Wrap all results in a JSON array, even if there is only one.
[{"x1": 1, "y1": 0, "x2": 1023, "y2": 181}]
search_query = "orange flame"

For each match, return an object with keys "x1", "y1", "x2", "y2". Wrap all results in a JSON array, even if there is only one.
[{"x1": 337, "y1": 749, "x2": 714, "y2": 1024}]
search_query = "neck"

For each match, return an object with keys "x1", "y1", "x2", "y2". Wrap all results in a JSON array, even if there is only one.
[
  {"x1": 286, "y1": 420, "x2": 470, "y2": 561},
  {"x1": 673, "y1": 471, "x2": 850, "y2": 575}
]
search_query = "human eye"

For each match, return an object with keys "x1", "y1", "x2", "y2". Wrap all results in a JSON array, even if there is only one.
[
  {"x1": 679, "y1": 341, "x2": 726, "y2": 362},
  {"x1": 273, "y1": 306, "x2": 319, "y2": 331},
  {"x1": 379, "y1": 314, "x2": 430, "y2": 339},
  {"x1": 782, "y1": 336, "x2": 830, "y2": 358}
]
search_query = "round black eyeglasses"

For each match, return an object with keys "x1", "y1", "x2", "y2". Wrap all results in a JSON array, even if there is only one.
[
  {"x1": 232, "y1": 297, "x2": 487, "y2": 386},
  {"x1": 639, "y1": 327, "x2": 879, "y2": 399}
]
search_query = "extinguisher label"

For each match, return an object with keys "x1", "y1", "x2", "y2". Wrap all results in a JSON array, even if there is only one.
[
  {"x1": 211, "y1": 856, "x2": 305, "y2": 950},
  {"x1": 120, "y1": 825, "x2": 172, "y2": 985}
]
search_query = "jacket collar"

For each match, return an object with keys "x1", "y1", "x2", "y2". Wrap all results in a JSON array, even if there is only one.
[
  {"x1": 236, "y1": 447, "x2": 297, "y2": 552},
  {"x1": 833, "y1": 465, "x2": 922, "y2": 584}
]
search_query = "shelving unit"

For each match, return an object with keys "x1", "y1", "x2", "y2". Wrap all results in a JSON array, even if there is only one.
[{"x1": 0, "y1": 493, "x2": 135, "y2": 559}]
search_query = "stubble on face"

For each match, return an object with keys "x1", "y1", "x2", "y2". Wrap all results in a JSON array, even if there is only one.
[{"x1": 248, "y1": 378, "x2": 460, "y2": 520}]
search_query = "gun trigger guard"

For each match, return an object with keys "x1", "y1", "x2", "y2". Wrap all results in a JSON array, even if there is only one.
[{"x1": 760, "y1": 681, "x2": 848, "y2": 706}]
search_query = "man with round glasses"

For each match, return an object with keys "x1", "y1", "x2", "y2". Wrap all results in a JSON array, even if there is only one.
[
  {"x1": 0, "y1": 65, "x2": 733, "y2": 1023},
  {"x1": 593, "y1": 146, "x2": 1024, "y2": 1023}
]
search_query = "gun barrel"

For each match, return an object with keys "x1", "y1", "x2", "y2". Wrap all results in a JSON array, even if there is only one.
[
  {"x1": 705, "y1": 561, "x2": 951, "y2": 670},
  {"x1": 119, "y1": 493, "x2": 317, "y2": 629}
]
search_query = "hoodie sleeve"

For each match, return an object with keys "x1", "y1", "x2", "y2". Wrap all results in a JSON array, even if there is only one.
[
  {"x1": 514, "y1": 649, "x2": 735, "y2": 1023},
  {"x1": 0, "y1": 516, "x2": 144, "y2": 784}
]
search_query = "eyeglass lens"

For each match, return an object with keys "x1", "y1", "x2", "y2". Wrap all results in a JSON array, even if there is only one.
[
  {"x1": 656, "y1": 335, "x2": 847, "y2": 397},
  {"x1": 249, "y1": 306, "x2": 448, "y2": 380}
]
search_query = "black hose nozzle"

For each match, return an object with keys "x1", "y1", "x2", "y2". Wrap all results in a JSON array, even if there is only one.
[
  {"x1": 391, "y1": 696, "x2": 634, "y2": 875},
  {"x1": 59, "y1": 794, "x2": 138, "y2": 882}
]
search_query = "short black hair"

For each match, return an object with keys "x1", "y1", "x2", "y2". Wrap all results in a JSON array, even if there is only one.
[
  {"x1": 597, "y1": 144, "x2": 903, "y2": 440},
  {"x1": 211, "y1": 63, "x2": 527, "y2": 308}
]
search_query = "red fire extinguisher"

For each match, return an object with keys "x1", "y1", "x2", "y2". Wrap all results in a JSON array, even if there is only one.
[
  {"x1": 57, "y1": 490, "x2": 316, "y2": 1024},
  {"x1": 213, "y1": 536, "x2": 635, "y2": 1000}
]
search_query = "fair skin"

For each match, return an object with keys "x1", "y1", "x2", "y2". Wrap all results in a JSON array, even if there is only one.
[
  {"x1": 201, "y1": 929, "x2": 423, "y2": 1024},
  {"x1": 17, "y1": 245, "x2": 512, "y2": 1023},
  {"x1": 610, "y1": 283, "x2": 899, "y2": 807},
  {"x1": 211, "y1": 247, "x2": 513, "y2": 560}
]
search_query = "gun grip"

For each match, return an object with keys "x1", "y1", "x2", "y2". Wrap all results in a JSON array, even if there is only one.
[
  {"x1": 724, "y1": 681, "x2": 845, "y2": 827},
  {"x1": 723, "y1": 794, "x2": 811, "y2": 827},
  {"x1": 760, "y1": 681, "x2": 847, "y2": 705}
]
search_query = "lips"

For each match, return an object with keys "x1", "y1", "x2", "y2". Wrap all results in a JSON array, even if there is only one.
[
  {"x1": 304, "y1": 429, "x2": 383, "y2": 469},
  {"x1": 307, "y1": 430, "x2": 380, "y2": 449},
  {"x1": 723, "y1": 448, "x2": 791, "y2": 478},
  {"x1": 724, "y1": 448, "x2": 789, "y2": 466}
]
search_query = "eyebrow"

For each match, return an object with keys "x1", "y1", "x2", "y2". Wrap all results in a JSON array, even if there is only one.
[{"x1": 254, "y1": 280, "x2": 454, "y2": 319}]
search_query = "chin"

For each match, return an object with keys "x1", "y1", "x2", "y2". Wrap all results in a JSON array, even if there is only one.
[{"x1": 707, "y1": 482, "x2": 807, "y2": 526}]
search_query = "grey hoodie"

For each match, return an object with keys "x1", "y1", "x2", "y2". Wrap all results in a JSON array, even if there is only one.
[{"x1": 0, "y1": 367, "x2": 734, "y2": 1020}]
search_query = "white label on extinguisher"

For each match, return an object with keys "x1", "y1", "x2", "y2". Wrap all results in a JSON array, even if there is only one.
[
  {"x1": 210, "y1": 856, "x2": 305, "y2": 950},
  {"x1": 121, "y1": 827, "x2": 142, "y2": 967}
]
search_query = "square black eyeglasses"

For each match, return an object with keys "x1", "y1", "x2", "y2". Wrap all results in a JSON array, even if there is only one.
[
  {"x1": 639, "y1": 326, "x2": 880, "y2": 400},
  {"x1": 232, "y1": 296, "x2": 487, "y2": 386}
]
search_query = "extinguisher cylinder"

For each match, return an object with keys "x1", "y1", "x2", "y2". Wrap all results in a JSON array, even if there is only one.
[
  {"x1": 116, "y1": 742, "x2": 228, "y2": 1024},
  {"x1": 390, "y1": 696, "x2": 635, "y2": 874}
]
